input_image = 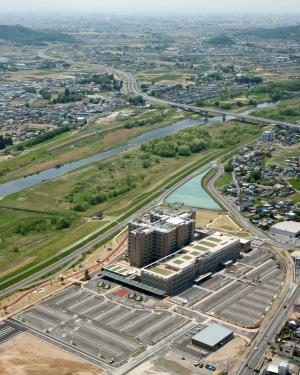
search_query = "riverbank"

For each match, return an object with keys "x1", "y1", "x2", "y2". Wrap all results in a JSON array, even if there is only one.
[
  {"x1": 0, "y1": 121, "x2": 263, "y2": 278},
  {"x1": 0, "y1": 107, "x2": 193, "y2": 184}
]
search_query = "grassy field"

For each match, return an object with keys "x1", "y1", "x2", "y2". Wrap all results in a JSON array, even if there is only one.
[
  {"x1": 196, "y1": 210, "x2": 250, "y2": 236},
  {"x1": 0, "y1": 207, "x2": 108, "y2": 276},
  {"x1": 136, "y1": 68, "x2": 193, "y2": 84},
  {"x1": 265, "y1": 143, "x2": 299, "y2": 166},
  {"x1": 251, "y1": 98, "x2": 300, "y2": 122},
  {"x1": 215, "y1": 172, "x2": 233, "y2": 188},
  {"x1": 0, "y1": 107, "x2": 190, "y2": 183},
  {"x1": 0, "y1": 121, "x2": 262, "y2": 278},
  {"x1": 290, "y1": 179, "x2": 300, "y2": 191}
]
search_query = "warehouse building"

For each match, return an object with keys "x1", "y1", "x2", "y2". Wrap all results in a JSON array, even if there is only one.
[
  {"x1": 270, "y1": 221, "x2": 300, "y2": 238},
  {"x1": 141, "y1": 232, "x2": 241, "y2": 294},
  {"x1": 191, "y1": 323, "x2": 234, "y2": 351},
  {"x1": 128, "y1": 208, "x2": 195, "y2": 268}
]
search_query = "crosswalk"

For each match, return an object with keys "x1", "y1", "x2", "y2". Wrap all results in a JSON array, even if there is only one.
[{"x1": 0, "y1": 322, "x2": 24, "y2": 345}]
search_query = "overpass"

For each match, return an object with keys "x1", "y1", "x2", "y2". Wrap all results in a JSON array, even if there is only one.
[{"x1": 120, "y1": 70, "x2": 300, "y2": 130}]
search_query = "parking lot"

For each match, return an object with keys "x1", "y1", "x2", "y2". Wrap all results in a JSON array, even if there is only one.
[
  {"x1": 0, "y1": 321, "x2": 26, "y2": 345},
  {"x1": 198, "y1": 274, "x2": 233, "y2": 291},
  {"x1": 170, "y1": 321, "x2": 247, "y2": 364},
  {"x1": 194, "y1": 258, "x2": 284, "y2": 328},
  {"x1": 175, "y1": 286, "x2": 212, "y2": 306},
  {"x1": 170, "y1": 324, "x2": 208, "y2": 361},
  {"x1": 14, "y1": 284, "x2": 188, "y2": 367},
  {"x1": 240, "y1": 248, "x2": 272, "y2": 267}
]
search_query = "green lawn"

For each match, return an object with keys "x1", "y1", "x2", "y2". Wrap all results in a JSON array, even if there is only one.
[
  {"x1": 215, "y1": 172, "x2": 233, "y2": 188},
  {"x1": 199, "y1": 240, "x2": 217, "y2": 248},
  {"x1": 0, "y1": 208, "x2": 107, "y2": 277},
  {"x1": 290, "y1": 178, "x2": 300, "y2": 190}
]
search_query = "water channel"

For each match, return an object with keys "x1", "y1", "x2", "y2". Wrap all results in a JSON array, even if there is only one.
[{"x1": 165, "y1": 168, "x2": 222, "y2": 210}]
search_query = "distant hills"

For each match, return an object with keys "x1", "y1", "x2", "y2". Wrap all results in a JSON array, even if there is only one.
[
  {"x1": 207, "y1": 35, "x2": 235, "y2": 46},
  {"x1": 239, "y1": 24, "x2": 300, "y2": 41},
  {"x1": 0, "y1": 24, "x2": 76, "y2": 44}
]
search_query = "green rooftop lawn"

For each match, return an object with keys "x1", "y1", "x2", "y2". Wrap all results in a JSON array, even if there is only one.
[
  {"x1": 194, "y1": 245, "x2": 209, "y2": 251},
  {"x1": 207, "y1": 237, "x2": 222, "y2": 243},
  {"x1": 111, "y1": 266, "x2": 123, "y2": 272},
  {"x1": 118, "y1": 268, "x2": 128, "y2": 274},
  {"x1": 191, "y1": 250, "x2": 202, "y2": 256},
  {"x1": 182, "y1": 255, "x2": 193, "y2": 260},
  {"x1": 173, "y1": 259, "x2": 184, "y2": 265},
  {"x1": 199, "y1": 240, "x2": 218, "y2": 247},
  {"x1": 150, "y1": 266, "x2": 174, "y2": 276}
]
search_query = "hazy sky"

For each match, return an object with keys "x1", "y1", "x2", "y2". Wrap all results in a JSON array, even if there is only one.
[{"x1": 2, "y1": 0, "x2": 300, "y2": 14}]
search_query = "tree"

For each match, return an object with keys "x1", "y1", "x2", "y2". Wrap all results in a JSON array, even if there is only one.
[
  {"x1": 224, "y1": 160, "x2": 234, "y2": 173},
  {"x1": 84, "y1": 269, "x2": 90, "y2": 281},
  {"x1": 128, "y1": 95, "x2": 145, "y2": 106},
  {"x1": 39, "y1": 88, "x2": 51, "y2": 101},
  {"x1": 0, "y1": 135, "x2": 12, "y2": 150}
]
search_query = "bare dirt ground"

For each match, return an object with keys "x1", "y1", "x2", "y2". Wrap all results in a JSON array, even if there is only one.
[
  {"x1": 95, "y1": 109, "x2": 134, "y2": 125},
  {"x1": 0, "y1": 333, "x2": 103, "y2": 375},
  {"x1": 196, "y1": 210, "x2": 251, "y2": 236},
  {"x1": 207, "y1": 337, "x2": 246, "y2": 365},
  {"x1": 129, "y1": 353, "x2": 194, "y2": 375}
]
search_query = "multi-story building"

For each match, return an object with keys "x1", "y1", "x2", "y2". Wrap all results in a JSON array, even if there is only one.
[
  {"x1": 141, "y1": 232, "x2": 241, "y2": 295},
  {"x1": 128, "y1": 208, "x2": 196, "y2": 268},
  {"x1": 262, "y1": 130, "x2": 275, "y2": 143}
]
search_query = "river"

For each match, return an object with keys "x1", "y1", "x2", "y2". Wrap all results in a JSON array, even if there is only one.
[{"x1": 0, "y1": 101, "x2": 278, "y2": 199}]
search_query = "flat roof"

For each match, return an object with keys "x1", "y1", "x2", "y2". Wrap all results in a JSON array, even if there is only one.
[
  {"x1": 271, "y1": 221, "x2": 300, "y2": 234},
  {"x1": 101, "y1": 269, "x2": 166, "y2": 296},
  {"x1": 150, "y1": 266, "x2": 175, "y2": 276},
  {"x1": 267, "y1": 364, "x2": 279, "y2": 374},
  {"x1": 192, "y1": 323, "x2": 233, "y2": 347},
  {"x1": 143, "y1": 232, "x2": 240, "y2": 277},
  {"x1": 104, "y1": 262, "x2": 134, "y2": 276}
]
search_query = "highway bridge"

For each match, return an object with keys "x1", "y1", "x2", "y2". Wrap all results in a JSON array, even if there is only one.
[{"x1": 121, "y1": 70, "x2": 300, "y2": 130}]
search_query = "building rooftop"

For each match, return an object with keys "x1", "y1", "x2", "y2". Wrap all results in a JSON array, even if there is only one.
[
  {"x1": 143, "y1": 232, "x2": 240, "y2": 277},
  {"x1": 129, "y1": 207, "x2": 195, "y2": 235},
  {"x1": 192, "y1": 323, "x2": 233, "y2": 347},
  {"x1": 291, "y1": 250, "x2": 300, "y2": 258},
  {"x1": 104, "y1": 262, "x2": 137, "y2": 277},
  {"x1": 271, "y1": 221, "x2": 300, "y2": 235},
  {"x1": 267, "y1": 364, "x2": 279, "y2": 374}
]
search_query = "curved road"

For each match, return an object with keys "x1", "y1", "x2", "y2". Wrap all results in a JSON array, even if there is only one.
[{"x1": 207, "y1": 165, "x2": 297, "y2": 374}]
